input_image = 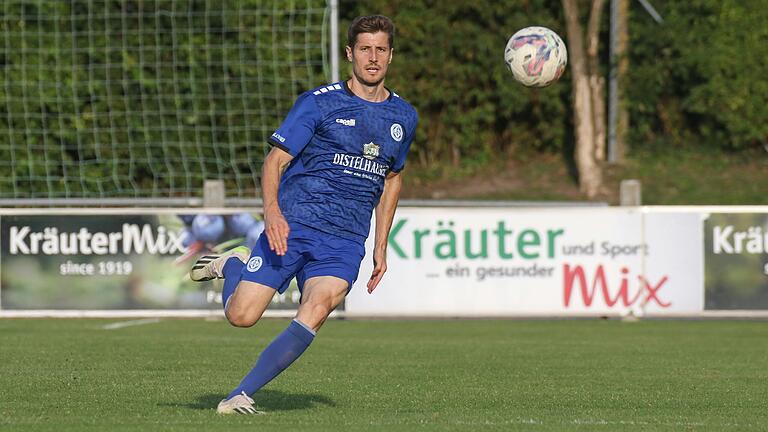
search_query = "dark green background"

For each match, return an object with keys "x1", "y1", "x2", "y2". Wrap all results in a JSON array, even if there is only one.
[
  {"x1": 343, "y1": 0, "x2": 768, "y2": 163},
  {"x1": 1, "y1": 0, "x2": 766, "y2": 198}
]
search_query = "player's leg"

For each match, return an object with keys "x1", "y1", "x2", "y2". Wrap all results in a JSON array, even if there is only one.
[
  {"x1": 295, "y1": 275, "x2": 349, "y2": 331},
  {"x1": 223, "y1": 276, "x2": 347, "y2": 403},
  {"x1": 217, "y1": 279, "x2": 346, "y2": 415},
  {"x1": 190, "y1": 247, "x2": 275, "y2": 327},
  {"x1": 190, "y1": 250, "x2": 276, "y2": 413},
  {"x1": 224, "y1": 280, "x2": 275, "y2": 327},
  {"x1": 292, "y1": 232, "x2": 365, "y2": 332},
  {"x1": 214, "y1": 228, "x2": 312, "y2": 412},
  {"x1": 218, "y1": 225, "x2": 362, "y2": 413}
]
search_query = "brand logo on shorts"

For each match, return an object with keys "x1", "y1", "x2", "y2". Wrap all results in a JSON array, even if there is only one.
[
  {"x1": 246, "y1": 256, "x2": 263, "y2": 272},
  {"x1": 390, "y1": 123, "x2": 403, "y2": 142}
]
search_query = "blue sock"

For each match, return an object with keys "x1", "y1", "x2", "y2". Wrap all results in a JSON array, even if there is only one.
[
  {"x1": 227, "y1": 319, "x2": 315, "y2": 398},
  {"x1": 221, "y1": 257, "x2": 244, "y2": 310}
]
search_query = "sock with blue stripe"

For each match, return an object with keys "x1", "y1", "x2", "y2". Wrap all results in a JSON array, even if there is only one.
[
  {"x1": 221, "y1": 257, "x2": 244, "y2": 311},
  {"x1": 227, "y1": 319, "x2": 316, "y2": 398}
]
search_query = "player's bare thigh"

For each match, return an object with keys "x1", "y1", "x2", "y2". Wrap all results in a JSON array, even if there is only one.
[
  {"x1": 225, "y1": 280, "x2": 276, "y2": 328},
  {"x1": 295, "y1": 276, "x2": 348, "y2": 332}
]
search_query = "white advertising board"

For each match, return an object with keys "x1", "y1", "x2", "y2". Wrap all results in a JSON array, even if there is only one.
[{"x1": 348, "y1": 208, "x2": 703, "y2": 317}]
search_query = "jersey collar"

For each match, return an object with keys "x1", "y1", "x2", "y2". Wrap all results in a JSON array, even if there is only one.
[{"x1": 342, "y1": 80, "x2": 393, "y2": 103}]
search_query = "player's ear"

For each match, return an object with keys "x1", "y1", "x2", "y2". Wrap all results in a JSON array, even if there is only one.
[
  {"x1": 345, "y1": 45, "x2": 353, "y2": 62},
  {"x1": 388, "y1": 48, "x2": 393, "y2": 64}
]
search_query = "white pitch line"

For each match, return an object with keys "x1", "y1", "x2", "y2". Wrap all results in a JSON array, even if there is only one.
[
  {"x1": 570, "y1": 419, "x2": 708, "y2": 427},
  {"x1": 102, "y1": 318, "x2": 161, "y2": 330},
  {"x1": 452, "y1": 418, "x2": 721, "y2": 428}
]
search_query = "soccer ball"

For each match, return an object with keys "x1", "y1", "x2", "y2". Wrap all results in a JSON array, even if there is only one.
[{"x1": 504, "y1": 26, "x2": 568, "y2": 88}]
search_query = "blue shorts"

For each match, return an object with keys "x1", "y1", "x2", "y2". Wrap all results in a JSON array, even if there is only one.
[{"x1": 240, "y1": 223, "x2": 366, "y2": 294}]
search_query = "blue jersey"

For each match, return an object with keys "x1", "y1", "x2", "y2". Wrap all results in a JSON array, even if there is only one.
[{"x1": 268, "y1": 81, "x2": 418, "y2": 242}]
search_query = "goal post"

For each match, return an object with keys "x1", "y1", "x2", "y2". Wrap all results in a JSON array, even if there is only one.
[{"x1": 0, "y1": 0, "x2": 331, "y2": 201}]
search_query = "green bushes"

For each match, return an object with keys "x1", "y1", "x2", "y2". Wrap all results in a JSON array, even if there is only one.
[
  {"x1": 341, "y1": 0, "x2": 569, "y2": 174},
  {"x1": 0, "y1": 0, "x2": 326, "y2": 198},
  {"x1": 0, "y1": 1, "x2": 764, "y2": 198},
  {"x1": 342, "y1": 0, "x2": 767, "y2": 166},
  {"x1": 627, "y1": 0, "x2": 768, "y2": 149}
]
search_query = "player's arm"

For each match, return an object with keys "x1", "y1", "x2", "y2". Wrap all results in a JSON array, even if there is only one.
[
  {"x1": 262, "y1": 91, "x2": 318, "y2": 255},
  {"x1": 261, "y1": 146, "x2": 294, "y2": 256},
  {"x1": 367, "y1": 170, "x2": 403, "y2": 293}
]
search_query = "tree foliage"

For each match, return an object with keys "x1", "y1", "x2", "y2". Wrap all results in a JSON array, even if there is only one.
[
  {"x1": 627, "y1": 0, "x2": 768, "y2": 149},
  {"x1": 0, "y1": 0, "x2": 765, "y2": 198},
  {"x1": 0, "y1": 0, "x2": 326, "y2": 198},
  {"x1": 342, "y1": 0, "x2": 767, "y2": 162},
  {"x1": 340, "y1": 0, "x2": 569, "y2": 174}
]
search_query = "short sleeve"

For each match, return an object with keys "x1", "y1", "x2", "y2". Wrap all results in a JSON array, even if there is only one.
[
  {"x1": 391, "y1": 112, "x2": 418, "y2": 173},
  {"x1": 268, "y1": 92, "x2": 321, "y2": 157}
]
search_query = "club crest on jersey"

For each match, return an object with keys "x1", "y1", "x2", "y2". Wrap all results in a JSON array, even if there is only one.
[
  {"x1": 363, "y1": 142, "x2": 380, "y2": 160},
  {"x1": 390, "y1": 123, "x2": 403, "y2": 142}
]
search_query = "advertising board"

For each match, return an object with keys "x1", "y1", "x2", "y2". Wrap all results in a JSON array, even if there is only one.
[
  {"x1": 10, "y1": 206, "x2": 767, "y2": 317},
  {"x1": 348, "y1": 208, "x2": 704, "y2": 316},
  {"x1": 704, "y1": 213, "x2": 768, "y2": 309},
  {"x1": 0, "y1": 210, "x2": 301, "y2": 313}
]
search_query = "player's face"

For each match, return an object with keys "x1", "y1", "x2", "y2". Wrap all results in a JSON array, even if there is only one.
[{"x1": 346, "y1": 31, "x2": 392, "y2": 87}]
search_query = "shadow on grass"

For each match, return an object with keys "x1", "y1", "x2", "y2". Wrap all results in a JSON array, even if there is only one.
[{"x1": 165, "y1": 389, "x2": 336, "y2": 412}]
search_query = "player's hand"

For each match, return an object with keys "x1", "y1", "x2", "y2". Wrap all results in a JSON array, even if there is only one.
[
  {"x1": 264, "y1": 207, "x2": 290, "y2": 256},
  {"x1": 367, "y1": 248, "x2": 387, "y2": 293}
]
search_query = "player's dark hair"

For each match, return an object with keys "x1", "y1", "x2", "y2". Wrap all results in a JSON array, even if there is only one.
[{"x1": 347, "y1": 15, "x2": 395, "y2": 49}]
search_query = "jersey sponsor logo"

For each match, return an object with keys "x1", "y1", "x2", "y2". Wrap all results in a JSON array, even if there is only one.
[
  {"x1": 363, "y1": 142, "x2": 380, "y2": 160},
  {"x1": 246, "y1": 256, "x2": 263, "y2": 272},
  {"x1": 390, "y1": 123, "x2": 403, "y2": 142},
  {"x1": 271, "y1": 132, "x2": 286, "y2": 143},
  {"x1": 335, "y1": 118, "x2": 356, "y2": 127},
  {"x1": 332, "y1": 153, "x2": 388, "y2": 177}
]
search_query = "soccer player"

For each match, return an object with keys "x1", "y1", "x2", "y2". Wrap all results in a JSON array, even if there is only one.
[{"x1": 190, "y1": 15, "x2": 417, "y2": 414}]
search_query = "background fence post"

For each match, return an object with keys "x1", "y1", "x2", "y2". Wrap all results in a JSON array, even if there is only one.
[
  {"x1": 620, "y1": 179, "x2": 642, "y2": 206},
  {"x1": 203, "y1": 180, "x2": 225, "y2": 208}
]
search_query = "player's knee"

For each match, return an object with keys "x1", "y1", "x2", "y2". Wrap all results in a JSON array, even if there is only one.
[{"x1": 225, "y1": 309, "x2": 260, "y2": 328}]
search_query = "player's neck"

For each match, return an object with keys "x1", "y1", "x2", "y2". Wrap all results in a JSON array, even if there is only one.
[{"x1": 346, "y1": 78, "x2": 389, "y2": 103}]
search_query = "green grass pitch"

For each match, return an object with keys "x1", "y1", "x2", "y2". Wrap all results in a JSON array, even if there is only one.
[{"x1": 1, "y1": 318, "x2": 767, "y2": 431}]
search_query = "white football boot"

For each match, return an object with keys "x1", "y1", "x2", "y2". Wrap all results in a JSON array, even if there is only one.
[
  {"x1": 189, "y1": 246, "x2": 250, "y2": 282},
  {"x1": 216, "y1": 391, "x2": 262, "y2": 415}
]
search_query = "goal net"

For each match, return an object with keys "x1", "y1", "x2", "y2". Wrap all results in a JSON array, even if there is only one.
[{"x1": 0, "y1": 0, "x2": 329, "y2": 201}]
